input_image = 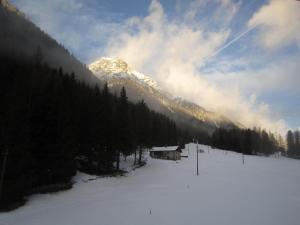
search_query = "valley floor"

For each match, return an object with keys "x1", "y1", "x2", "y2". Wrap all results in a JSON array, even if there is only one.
[{"x1": 1, "y1": 144, "x2": 300, "y2": 225}]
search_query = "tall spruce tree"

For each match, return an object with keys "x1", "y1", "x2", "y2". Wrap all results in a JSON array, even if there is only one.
[
  {"x1": 114, "y1": 87, "x2": 134, "y2": 170},
  {"x1": 293, "y1": 130, "x2": 300, "y2": 157},
  {"x1": 135, "y1": 100, "x2": 151, "y2": 164},
  {"x1": 287, "y1": 130, "x2": 295, "y2": 157}
]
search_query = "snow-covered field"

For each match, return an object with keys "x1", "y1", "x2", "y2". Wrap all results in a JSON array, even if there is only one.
[{"x1": 1, "y1": 144, "x2": 300, "y2": 225}]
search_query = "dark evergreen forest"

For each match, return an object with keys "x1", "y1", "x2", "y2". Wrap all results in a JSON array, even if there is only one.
[
  {"x1": 0, "y1": 55, "x2": 181, "y2": 210},
  {"x1": 211, "y1": 128, "x2": 284, "y2": 156},
  {"x1": 286, "y1": 130, "x2": 300, "y2": 158}
]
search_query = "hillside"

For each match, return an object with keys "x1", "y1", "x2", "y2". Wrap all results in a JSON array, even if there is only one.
[
  {"x1": 0, "y1": 1, "x2": 99, "y2": 85},
  {"x1": 1, "y1": 143, "x2": 299, "y2": 225}
]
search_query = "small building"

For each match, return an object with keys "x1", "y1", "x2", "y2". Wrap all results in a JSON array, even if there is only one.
[{"x1": 149, "y1": 146, "x2": 181, "y2": 161}]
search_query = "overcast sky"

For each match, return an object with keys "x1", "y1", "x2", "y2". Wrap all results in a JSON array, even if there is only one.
[{"x1": 11, "y1": 0, "x2": 300, "y2": 134}]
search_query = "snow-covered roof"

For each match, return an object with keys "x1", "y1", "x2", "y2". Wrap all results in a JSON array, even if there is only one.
[{"x1": 150, "y1": 146, "x2": 179, "y2": 152}]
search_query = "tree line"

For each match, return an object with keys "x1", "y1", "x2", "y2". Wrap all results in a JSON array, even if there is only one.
[
  {"x1": 0, "y1": 55, "x2": 180, "y2": 210},
  {"x1": 211, "y1": 127, "x2": 284, "y2": 155},
  {"x1": 286, "y1": 130, "x2": 300, "y2": 158}
]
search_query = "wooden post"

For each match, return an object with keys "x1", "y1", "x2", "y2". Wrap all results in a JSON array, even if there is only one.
[
  {"x1": 134, "y1": 150, "x2": 137, "y2": 165},
  {"x1": 0, "y1": 148, "x2": 9, "y2": 201},
  {"x1": 116, "y1": 150, "x2": 120, "y2": 171},
  {"x1": 138, "y1": 146, "x2": 142, "y2": 165},
  {"x1": 242, "y1": 146, "x2": 245, "y2": 165},
  {"x1": 197, "y1": 141, "x2": 199, "y2": 176}
]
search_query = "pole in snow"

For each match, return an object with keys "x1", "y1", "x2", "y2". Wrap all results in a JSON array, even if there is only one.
[
  {"x1": 197, "y1": 141, "x2": 199, "y2": 176},
  {"x1": 0, "y1": 148, "x2": 9, "y2": 201}
]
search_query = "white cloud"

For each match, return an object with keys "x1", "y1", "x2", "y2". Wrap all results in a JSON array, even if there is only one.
[
  {"x1": 209, "y1": 54, "x2": 300, "y2": 94},
  {"x1": 184, "y1": 0, "x2": 240, "y2": 25},
  {"x1": 248, "y1": 0, "x2": 300, "y2": 49},
  {"x1": 104, "y1": 0, "x2": 288, "y2": 134}
]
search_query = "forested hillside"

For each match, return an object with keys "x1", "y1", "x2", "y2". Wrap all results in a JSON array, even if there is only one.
[
  {"x1": 0, "y1": 4, "x2": 98, "y2": 85},
  {"x1": 0, "y1": 55, "x2": 181, "y2": 210}
]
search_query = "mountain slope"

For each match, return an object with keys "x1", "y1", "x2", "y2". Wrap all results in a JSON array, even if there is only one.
[
  {"x1": 0, "y1": 1, "x2": 99, "y2": 85},
  {"x1": 89, "y1": 57, "x2": 238, "y2": 133}
]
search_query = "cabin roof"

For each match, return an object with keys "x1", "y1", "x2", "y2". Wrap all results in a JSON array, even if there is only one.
[{"x1": 150, "y1": 146, "x2": 179, "y2": 152}]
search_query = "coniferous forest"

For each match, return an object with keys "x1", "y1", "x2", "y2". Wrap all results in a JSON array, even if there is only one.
[
  {"x1": 286, "y1": 130, "x2": 300, "y2": 158},
  {"x1": 0, "y1": 55, "x2": 180, "y2": 209},
  {"x1": 211, "y1": 128, "x2": 284, "y2": 156}
]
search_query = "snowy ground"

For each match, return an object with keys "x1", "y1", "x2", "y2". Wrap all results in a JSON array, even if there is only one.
[{"x1": 1, "y1": 144, "x2": 300, "y2": 225}]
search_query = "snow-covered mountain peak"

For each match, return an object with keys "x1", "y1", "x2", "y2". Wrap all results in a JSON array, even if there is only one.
[
  {"x1": 1, "y1": 0, "x2": 24, "y2": 15},
  {"x1": 89, "y1": 57, "x2": 130, "y2": 74},
  {"x1": 89, "y1": 57, "x2": 160, "y2": 90}
]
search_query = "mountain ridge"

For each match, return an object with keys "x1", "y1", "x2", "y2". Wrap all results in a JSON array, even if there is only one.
[
  {"x1": 89, "y1": 57, "x2": 239, "y2": 133},
  {"x1": 0, "y1": 0, "x2": 22, "y2": 14},
  {"x1": 89, "y1": 57, "x2": 161, "y2": 90}
]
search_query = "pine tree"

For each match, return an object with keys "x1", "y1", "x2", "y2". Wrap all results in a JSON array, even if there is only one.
[
  {"x1": 294, "y1": 130, "x2": 300, "y2": 157},
  {"x1": 114, "y1": 87, "x2": 134, "y2": 170},
  {"x1": 287, "y1": 130, "x2": 295, "y2": 157},
  {"x1": 135, "y1": 100, "x2": 151, "y2": 164}
]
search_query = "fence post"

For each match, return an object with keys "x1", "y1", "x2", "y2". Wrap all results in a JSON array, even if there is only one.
[
  {"x1": 197, "y1": 141, "x2": 199, "y2": 176},
  {"x1": 0, "y1": 148, "x2": 9, "y2": 201}
]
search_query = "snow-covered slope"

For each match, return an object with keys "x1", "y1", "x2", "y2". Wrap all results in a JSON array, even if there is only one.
[{"x1": 1, "y1": 144, "x2": 300, "y2": 225}]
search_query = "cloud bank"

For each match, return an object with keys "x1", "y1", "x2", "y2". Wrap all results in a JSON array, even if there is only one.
[
  {"x1": 104, "y1": 0, "x2": 290, "y2": 133},
  {"x1": 248, "y1": 0, "x2": 300, "y2": 49}
]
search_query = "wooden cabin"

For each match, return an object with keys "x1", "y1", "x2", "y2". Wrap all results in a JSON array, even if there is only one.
[{"x1": 149, "y1": 146, "x2": 181, "y2": 161}]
